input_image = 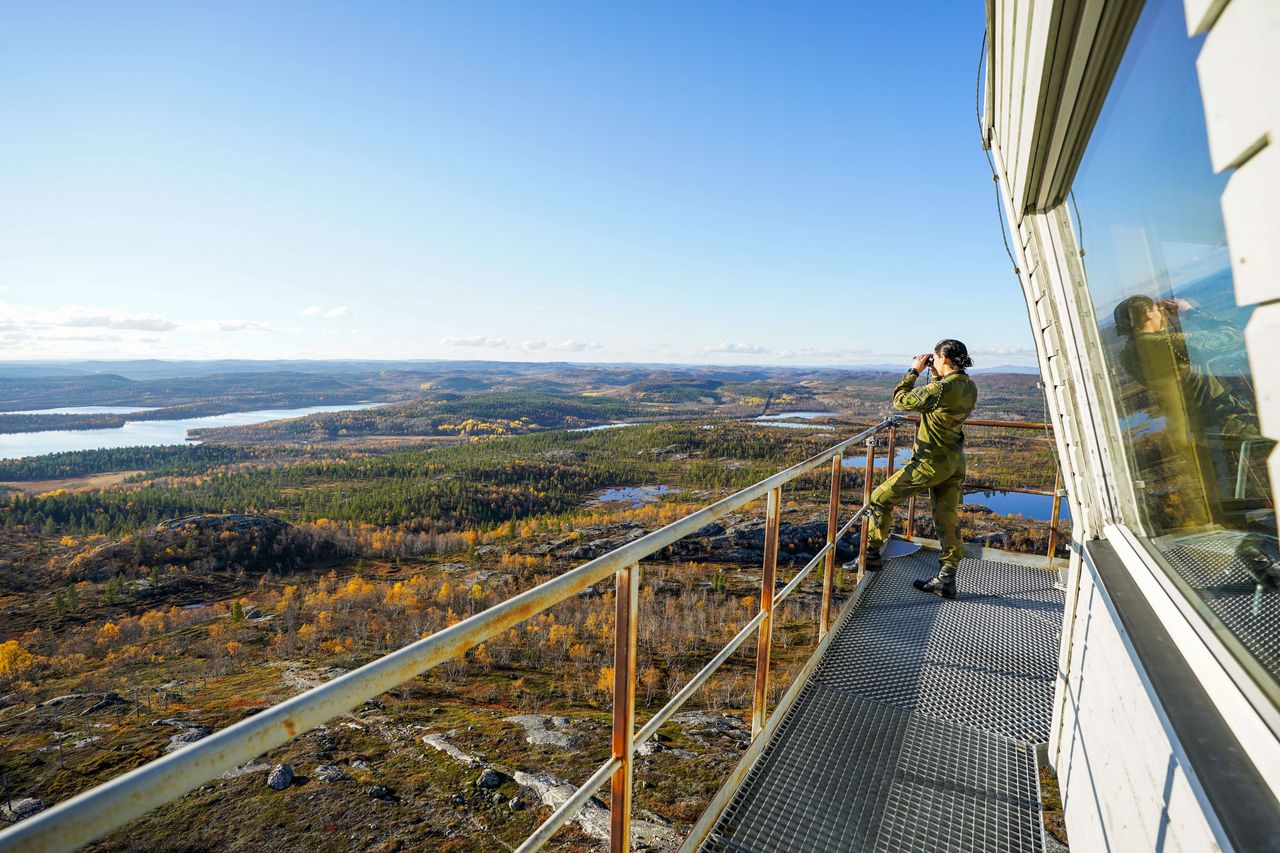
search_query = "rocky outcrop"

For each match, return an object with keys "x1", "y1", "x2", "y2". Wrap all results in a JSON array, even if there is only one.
[
  {"x1": 153, "y1": 717, "x2": 211, "y2": 752},
  {"x1": 503, "y1": 714, "x2": 573, "y2": 749},
  {"x1": 0, "y1": 797, "x2": 44, "y2": 824},
  {"x1": 424, "y1": 730, "x2": 677, "y2": 851},
  {"x1": 537, "y1": 515, "x2": 860, "y2": 567},
  {"x1": 314, "y1": 764, "x2": 351, "y2": 783},
  {"x1": 75, "y1": 513, "x2": 323, "y2": 582}
]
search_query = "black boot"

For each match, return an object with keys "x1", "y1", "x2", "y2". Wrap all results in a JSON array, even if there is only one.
[
  {"x1": 912, "y1": 570, "x2": 956, "y2": 599},
  {"x1": 862, "y1": 549, "x2": 884, "y2": 572}
]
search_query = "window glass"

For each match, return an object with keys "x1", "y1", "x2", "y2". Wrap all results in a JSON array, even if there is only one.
[{"x1": 1072, "y1": 0, "x2": 1279, "y2": 694}]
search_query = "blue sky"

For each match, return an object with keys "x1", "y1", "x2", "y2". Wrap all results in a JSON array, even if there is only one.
[{"x1": 0, "y1": 1, "x2": 1036, "y2": 367}]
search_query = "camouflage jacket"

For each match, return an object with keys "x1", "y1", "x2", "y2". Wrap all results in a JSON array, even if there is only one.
[{"x1": 892, "y1": 370, "x2": 978, "y2": 460}]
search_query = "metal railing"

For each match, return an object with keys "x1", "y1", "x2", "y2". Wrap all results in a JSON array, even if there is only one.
[{"x1": 0, "y1": 418, "x2": 912, "y2": 853}]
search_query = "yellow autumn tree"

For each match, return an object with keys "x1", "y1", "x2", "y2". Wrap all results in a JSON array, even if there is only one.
[
  {"x1": 0, "y1": 640, "x2": 38, "y2": 683},
  {"x1": 139, "y1": 610, "x2": 167, "y2": 636},
  {"x1": 95, "y1": 622, "x2": 122, "y2": 648},
  {"x1": 596, "y1": 666, "x2": 615, "y2": 696}
]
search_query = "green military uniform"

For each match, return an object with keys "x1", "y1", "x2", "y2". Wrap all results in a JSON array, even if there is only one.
[
  {"x1": 1120, "y1": 317, "x2": 1261, "y2": 529},
  {"x1": 866, "y1": 368, "x2": 978, "y2": 577}
]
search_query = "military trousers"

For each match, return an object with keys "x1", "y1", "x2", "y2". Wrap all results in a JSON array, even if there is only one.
[{"x1": 865, "y1": 452, "x2": 966, "y2": 572}]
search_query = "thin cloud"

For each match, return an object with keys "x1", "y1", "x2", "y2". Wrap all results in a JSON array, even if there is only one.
[
  {"x1": 302, "y1": 306, "x2": 323, "y2": 316},
  {"x1": 324, "y1": 306, "x2": 349, "y2": 318},
  {"x1": 215, "y1": 321, "x2": 274, "y2": 333},
  {"x1": 58, "y1": 311, "x2": 179, "y2": 332},
  {"x1": 0, "y1": 302, "x2": 181, "y2": 333},
  {"x1": 441, "y1": 335, "x2": 509, "y2": 348},
  {"x1": 706, "y1": 342, "x2": 768, "y2": 354},
  {"x1": 520, "y1": 340, "x2": 548, "y2": 351},
  {"x1": 46, "y1": 333, "x2": 124, "y2": 342},
  {"x1": 773, "y1": 346, "x2": 871, "y2": 360},
  {"x1": 553, "y1": 339, "x2": 603, "y2": 352}
]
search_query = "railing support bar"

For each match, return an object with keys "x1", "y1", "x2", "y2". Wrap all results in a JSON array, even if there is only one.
[
  {"x1": 752, "y1": 487, "x2": 782, "y2": 738},
  {"x1": 858, "y1": 438, "x2": 875, "y2": 574},
  {"x1": 820, "y1": 454, "x2": 842, "y2": 639},
  {"x1": 1046, "y1": 471, "x2": 1063, "y2": 568},
  {"x1": 610, "y1": 563, "x2": 640, "y2": 853}
]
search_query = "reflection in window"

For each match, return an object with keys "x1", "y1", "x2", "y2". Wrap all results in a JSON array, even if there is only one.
[{"x1": 1072, "y1": 0, "x2": 1278, "y2": 693}]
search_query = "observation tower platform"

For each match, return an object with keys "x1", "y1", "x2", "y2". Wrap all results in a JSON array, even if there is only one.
[{"x1": 700, "y1": 547, "x2": 1063, "y2": 853}]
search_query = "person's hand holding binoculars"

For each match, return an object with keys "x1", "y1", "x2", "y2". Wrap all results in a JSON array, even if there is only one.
[{"x1": 911, "y1": 353, "x2": 934, "y2": 373}]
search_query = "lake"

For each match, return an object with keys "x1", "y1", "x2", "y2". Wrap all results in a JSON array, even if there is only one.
[
  {"x1": 569, "y1": 423, "x2": 637, "y2": 432},
  {"x1": 965, "y1": 489, "x2": 1071, "y2": 522},
  {"x1": 753, "y1": 411, "x2": 839, "y2": 420},
  {"x1": 0, "y1": 404, "x2": 383, "y2": 460},
  {"x1": 753, "y1": 421, "x2": 836, "y2": 431}
]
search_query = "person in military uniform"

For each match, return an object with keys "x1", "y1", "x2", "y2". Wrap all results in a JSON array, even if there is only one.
[
  {"x1": 861, "y1": 339, "x2": 978, "y2": 598},
  {"x1": 1114, "y1": 295, "x2": 1262, "y2": 530}
]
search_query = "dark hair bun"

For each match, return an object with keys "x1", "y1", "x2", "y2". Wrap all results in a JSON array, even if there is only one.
[
  {"x1": 934, "y1": 339, "x2": 972, "y2": 371},
  {"x1": 1114, "y1": 295, "x2": 1154, "y2": 337}
]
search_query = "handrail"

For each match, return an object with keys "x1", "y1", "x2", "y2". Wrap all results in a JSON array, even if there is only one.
[{"x1": 0, "y1": 418, "x2": 904, "y2": 853}]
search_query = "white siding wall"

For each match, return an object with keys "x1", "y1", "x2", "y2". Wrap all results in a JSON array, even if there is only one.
[
  {"x1": 1057, "y1": 554, "x2": 1223, "y2": 852},
  {"x1": 1193, "y1": 0, "x2": 1280, "y2": 512}
]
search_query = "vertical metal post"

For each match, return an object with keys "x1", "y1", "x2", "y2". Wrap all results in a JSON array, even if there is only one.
[
  {"x1": 610, "y1": 563, "x2": 640, "y2": 853},
  {"x1": 1046, "y1": 471, "x2": 1063, "y2": 569},
  {"x1": 906, "y1": 495, "x2": 917, "y2": 540},
  {"x1": 820, "y1": 454, "x2": 842, "y2": 639},
  {"x1": 858, "y1": 438, "x2": 876, "y2": 573},
  {"x1": 752, "y1": 487, "x2": 782, "y2": 738},
  {"x1": 886, "y1": 426, "x2": 898, "y2": 477}
]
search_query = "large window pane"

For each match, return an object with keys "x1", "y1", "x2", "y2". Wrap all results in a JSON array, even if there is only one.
[{"x1": 1072, "y1": 0, "x2": 1278, "y2": 695}]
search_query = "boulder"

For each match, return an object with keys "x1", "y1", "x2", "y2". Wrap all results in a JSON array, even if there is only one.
[
  {"x1": 475, "y1": 768, "x2": 505, "y2": 789},
  {"x1": 266, "y1": 764, "x2": 293, "y2": 790}
]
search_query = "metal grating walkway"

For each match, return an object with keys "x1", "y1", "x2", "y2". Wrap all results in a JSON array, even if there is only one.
[{"x1": 702, "y1": 550, "x2": 1063, "y2": 853}]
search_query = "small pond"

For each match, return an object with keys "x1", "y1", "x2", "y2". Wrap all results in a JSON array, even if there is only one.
[{"x1": 588, "y1": 485, "x2": 674, "y2": 508}]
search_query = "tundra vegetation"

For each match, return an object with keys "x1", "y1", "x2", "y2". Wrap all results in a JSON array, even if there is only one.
[{"x1": 0, "y1": 364, "x2": 1060, "y2": 850}]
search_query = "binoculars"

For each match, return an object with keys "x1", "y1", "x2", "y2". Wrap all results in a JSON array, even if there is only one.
[{"x1": 923, "y1": 354, "x2": 935, "y2": 369}]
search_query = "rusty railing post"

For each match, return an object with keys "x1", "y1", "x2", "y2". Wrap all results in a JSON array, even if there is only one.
[
  {"x1": 886, "y1": 425, "x2": 898, "y2": 477},
  {"x1": 858, "y1": 438, "x2": 876, "y2": 574},
  {"x1": 752, "y1": 487, "x2": 782, "y2": 738},
  {"x1": 610, "y1": 563, "x2": 640, "y2": 853},
  {"x1": 906, "y1": 495, "x2": 917, "y2": 540},
  {"x1": 1046, "y1": 471, "x2": 1063, "y2": 569},
  {"x1": 820, "y1": 454, "x2": 842, "y2": 639}
]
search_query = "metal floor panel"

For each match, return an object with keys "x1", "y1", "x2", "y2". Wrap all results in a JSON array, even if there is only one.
[
  {"x1": 701, "y1": 551, "x2": 1062, "y2": 853},
  {"x1": 1156, "y1": 530, "x2": 1280, "y2": 682}
]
